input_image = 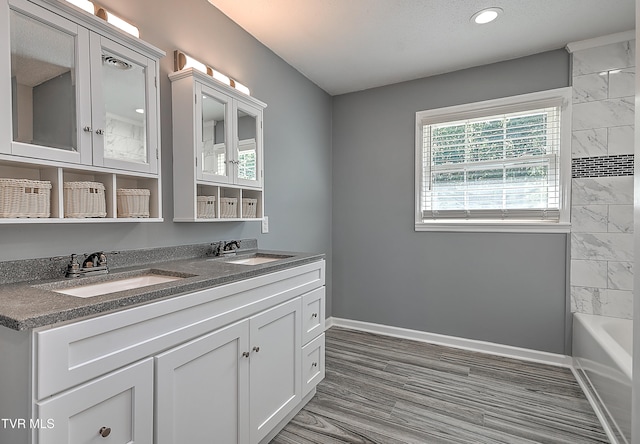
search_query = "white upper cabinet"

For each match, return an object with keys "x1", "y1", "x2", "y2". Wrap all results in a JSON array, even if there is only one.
[
  {"x1": 171, "y1": 68, "x2": 265, "y2": 189},
  {"x1": 170, "y1": 68, "x2": 266, "y2": 222},
  {"x1": 1, "y1": 0, "x2": 162, "y2": 174}
]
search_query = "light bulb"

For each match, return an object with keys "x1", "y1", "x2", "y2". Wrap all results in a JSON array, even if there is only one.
[
  {"x1": 234, "y1": 81, "x2": 250, "y2": 96},
  {"x1": 65, "y1": 0, "x2": 94, "y2": 14},
  {"x1": 212, "y1": 69, "x2": 232, "y2": 86}
]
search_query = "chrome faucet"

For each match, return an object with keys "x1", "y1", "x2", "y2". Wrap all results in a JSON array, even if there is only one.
[
  {"x1": 210, "y1": 240, "x2": 241, "y2": 257},
  {"x1": 224, "y1": 240, "x2": 240, "y2": 253},
  {"x1": 65, "y1": 252, "x2": 109, "y2": 278}
]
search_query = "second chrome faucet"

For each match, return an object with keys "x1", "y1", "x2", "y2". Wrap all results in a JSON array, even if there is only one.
[{"x1": 65, "y1": 252, "x2": 109, "y2": 278}]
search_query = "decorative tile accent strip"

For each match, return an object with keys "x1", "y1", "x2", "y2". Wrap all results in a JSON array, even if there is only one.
[{"x1": 572, "y1": 154, "x2": 634, "y2": 178}]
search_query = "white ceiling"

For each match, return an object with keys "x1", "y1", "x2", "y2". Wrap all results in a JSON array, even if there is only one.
[{"x1": 208, "y1": 0, "x2": 635, "y2": 96}]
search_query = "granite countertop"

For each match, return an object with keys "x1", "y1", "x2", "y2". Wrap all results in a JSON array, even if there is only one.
[{"x1": 0, "y1": 248, "x2": 324, "y2": 331}]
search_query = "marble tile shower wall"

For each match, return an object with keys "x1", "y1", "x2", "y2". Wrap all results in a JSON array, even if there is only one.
[{"x1": 570, "y1": 39, "x2": 635, "y2": 319}]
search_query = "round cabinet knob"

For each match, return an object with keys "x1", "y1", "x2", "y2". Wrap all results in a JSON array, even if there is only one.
[
  {"x1": 95, "y1": 129, "x2": 104, "y2": 135},
  {"x1": 252, "y1": 346, "x2": 260, "y2": 353},
  {"x1": 312, "y1": 362, "x2": 318, "y2": 367},
  {"x1": 242, "y1": 351, "x2": 250, "y2": 358},
  {"x1": 83, "y1": 126, "x2": 92, "y2": 132},
  {"x1": 99, "y1": 427, "x2": 111, "y2": 438},
  {"x1": 312, "y1": 313, "x2": 318, "y2": 318}
]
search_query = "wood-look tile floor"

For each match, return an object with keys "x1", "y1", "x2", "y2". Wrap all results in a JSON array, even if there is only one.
[{"x1": 271, "y1": 327, "x2": 608, "y2": 444}]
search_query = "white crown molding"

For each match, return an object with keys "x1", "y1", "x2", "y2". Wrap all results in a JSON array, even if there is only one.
[
  {"x1": 566, "y1": 30, "x2": 636, "y2": 53},
  {"x1": 326, "y1": 317, "x2": 573, "y2": 368}
]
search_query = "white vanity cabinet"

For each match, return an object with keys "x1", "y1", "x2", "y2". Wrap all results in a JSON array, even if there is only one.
[
  {"x1": 170, "y1": 68, "x2": 266, "y2": 222},
  {"x1": 5, "y1": 260, "x2": 326, "y2": 444},
  {"x1": 0, "y1": 0, "x2": 164, "y2": 222},
  {"x1": 156, "y1": 297, "x2": 302, "y2": 444}
]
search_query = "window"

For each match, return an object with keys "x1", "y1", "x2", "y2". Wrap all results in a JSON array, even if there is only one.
[{"x1": 415, "y1": 88, "x2": 572, "y2": 232}]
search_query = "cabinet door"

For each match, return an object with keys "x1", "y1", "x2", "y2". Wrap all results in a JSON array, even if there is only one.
[
  {"x1": 234, "y1": 100, "x2": 263, "y2": 188},
  {"x1": 89, "y1": 34, "x2": 158, "y2": 174},
  {"x1": 4, "y1": 0, "x2": 92, "y2": 165},
  {"x1": 196, "y1": 83, "x2": 233, "y2": 183},
  {"x1": 155, "y1": 320, "x2": 250, "y2": 444},
  {"x1": 249, "y1": 297, "x2": 301, "y2": 444},
  {"x1": 37, "y1": 358, "x2": 153, "y2": 444}
]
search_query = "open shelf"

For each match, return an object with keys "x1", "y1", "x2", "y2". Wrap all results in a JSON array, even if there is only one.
[
  {"x1": 177, "y1": 183, "x2": 262, "y2": 222},
  {"x1": 0, "y1": 160, "x2": 162, "y2": 223}
]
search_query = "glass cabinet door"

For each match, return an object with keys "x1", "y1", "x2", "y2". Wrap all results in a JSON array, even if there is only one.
[
  {"x1": 7, "y1": 0, "x2": 91, "y2": 164},
  {"x1": 90, "y1": 34, "x2": 158, "y2": 174},
  {"x1": 196, "y1": 84, "x2": 232, "y2": 183},
  {"x1": 235, "y1": 102, "x2": 262, "y2": 188}
]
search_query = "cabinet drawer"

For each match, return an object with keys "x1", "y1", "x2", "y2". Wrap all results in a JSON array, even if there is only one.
[
  {"x1": 301, "y1": 287, "x2": 325, "y2": 345},
  {"x1": 301, "y1": 333, "x2": 325, "y2": 398},
  {"x1": 37, "y1": 358, "x2": 153, "y2": 444}
]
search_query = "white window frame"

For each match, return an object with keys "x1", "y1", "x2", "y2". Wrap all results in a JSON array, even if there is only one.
[{"x1": 415, "y1": 87, "x2": 572, "y2": 233}]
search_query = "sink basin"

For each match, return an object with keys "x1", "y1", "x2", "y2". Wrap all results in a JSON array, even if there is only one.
[
  {"x1": 53, "y1": 274, "x2": 183, "y2": 298},
  {"x1": 227, "y1": 256, "x2": 285, "y2": 265},
  {"x1": 217, "y1": 253, "x2": 293, "y2": 266}
]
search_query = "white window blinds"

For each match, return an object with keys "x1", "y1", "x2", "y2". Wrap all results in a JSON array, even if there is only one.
[{"x1": 417, "y1": 92, "x2": 569, "y2": 225}]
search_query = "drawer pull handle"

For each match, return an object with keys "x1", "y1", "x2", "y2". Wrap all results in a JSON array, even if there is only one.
[
  {"x1": 312, "y1": 313, "x2": 318, "y2": 318},
  {"x1": 242, "y1": 351, "x2": 250, "y2": 358},
  {"x1": 312, "y1": 362, "x2": 318, "y2": 367},
  {"x1": 99, "y1": 427, "x2": 111, "y2": 438},
  {"x1": 253, "y1": 346, "x2": 260, "y2": 353}
]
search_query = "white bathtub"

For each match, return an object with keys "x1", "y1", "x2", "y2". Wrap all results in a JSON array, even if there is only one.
[{"x1": 573, "y1": 313, "x2": 633, "y2": 444}]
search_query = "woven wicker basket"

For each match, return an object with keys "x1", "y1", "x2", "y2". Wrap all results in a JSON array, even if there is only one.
[
  {"x1": 242, "y1": 198, "x2": 257, "y2": 218},
  {"x1": 197, "y1": 196, "x2": 216, "y2": 219},
  {"x1": 117, "y1": 188, "x2": 150, "y2": 218},
  {"x1": 64, "y1": 181, "x2": 107, "y2": 218},
  {"x1": 220, "y1": 197, "x2": 238, "y2": 218},
  {"x1": 0, "y1": 178, "x2": 51, "y2": 218}
]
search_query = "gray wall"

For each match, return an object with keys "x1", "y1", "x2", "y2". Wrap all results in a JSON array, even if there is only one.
[
  {"x1": 332, "y1": 50, "x2": 571, "y2": 353},
  {"x1": 1, "y1": 0, "x2": 333, "y2": 310}
]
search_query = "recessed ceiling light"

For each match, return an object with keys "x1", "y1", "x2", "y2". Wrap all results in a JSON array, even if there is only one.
[{"x1": 471, "y1": 7, "x2": 503, "y2": 25}]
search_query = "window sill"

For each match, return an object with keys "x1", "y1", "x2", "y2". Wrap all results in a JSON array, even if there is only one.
[{"x1": 415, "y1": 220, "x2": 571, "y2": 233}]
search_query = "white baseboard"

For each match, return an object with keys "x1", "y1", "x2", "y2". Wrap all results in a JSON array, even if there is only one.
[{"x1": 325, "y1": 316, "x2": 573, "y2": 368}]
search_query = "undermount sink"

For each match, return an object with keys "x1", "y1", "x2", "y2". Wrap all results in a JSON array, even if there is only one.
[
  {"x1": 227, "y1": 256, "x2": 285, "y2": 265},
  {"x1": 53, "y1": 274, "x2": 184, "y2": 298},
  {"x1": 213, "y1": 253, "x2": 293, "y2": 266}
]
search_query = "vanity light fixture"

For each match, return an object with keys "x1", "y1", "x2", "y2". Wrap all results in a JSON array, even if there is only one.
[
  {"x1": 174, "y1": 50, "x2": 251, "y2": 96},
  {"x1": 211, "y1": 70, "x2": 232, "y2": 87},
  {"x1": 64, "y1": 0, "x2": 94, "y2": 14},
  {"x1": 471, "y1": 7, "x2": 503, "y2": 24},
  {"x1": 233, "y1": 81, "x2": 251, "y2": 96},
  {"x1": 95, "y1": 7, "x2": 140, "y2": 38},
  {"x1": 64, "y1": 0, "x2": 140, "y2": 38},
  {"x1": 174, "y1": 51, "x2": 208, "y2": 74}
]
